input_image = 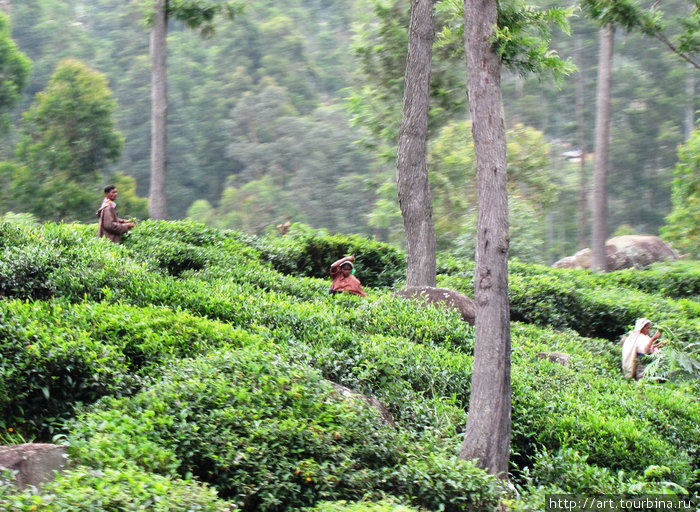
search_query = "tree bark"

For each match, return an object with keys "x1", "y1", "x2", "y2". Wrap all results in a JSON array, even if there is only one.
[
  {"x1": 396, "y1": 0, "x2": 437, "y2": 287},
  {"x1": 149, "y1": 0, "x2": 168, "y2": 220},
  {"x1": 591, "y1": 24, "x2": 614, "y2": 271},
  {"x1": 575, "y1": 36, "x2": 588, "y2": 251},
  {"x1": 459, "y1": 0, "x2": 511, "y2": 477},
  {"x1": 684, "y1": 63, "x2": 695, "y2": 142}
]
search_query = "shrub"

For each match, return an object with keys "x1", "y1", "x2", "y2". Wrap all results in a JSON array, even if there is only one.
[
  {"x1": 67, "y1": 349, "x2": 498, "y2": 512},
  {"x1": 0, "y1": 299, "x2": 268, "y2": 439},
  {"x1": 510, "y1": 359, "x2": 695, "y2": 486},
  {"x1": 309, "y1": 499, "x2": 422, "y2": 512},
  {"x1": 0, "y1": 300, "x2": 136, "y2": 438},
  {"x1": 253, "y1": 223, "x2": 406, "y2": 288},
  {"x1": 0, "y1": 465, "x2": 234, "y2": 511}
]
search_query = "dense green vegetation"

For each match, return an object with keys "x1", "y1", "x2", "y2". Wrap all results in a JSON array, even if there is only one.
[
  {"x1": 1, "y1": 219, "x2": 698, "y2": 511},
  {"x1": 0, "y1": 0, "x2": 697, "y2": 263}
]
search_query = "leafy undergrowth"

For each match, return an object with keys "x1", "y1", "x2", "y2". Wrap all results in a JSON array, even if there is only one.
[{"x1": 1, "y1": 220, "x2": 698, "y2": 511}]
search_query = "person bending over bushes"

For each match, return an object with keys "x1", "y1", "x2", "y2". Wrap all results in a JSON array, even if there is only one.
[
  {"x1": 329, "y1": 255, "x2": 367, "y2": 296},
  {"x1": 621, "y1": 318, "x2": 665, "y2": 380}
]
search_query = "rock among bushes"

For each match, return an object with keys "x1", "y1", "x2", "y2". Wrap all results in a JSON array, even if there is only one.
[
  {"x1": 552, "y1": 235, "x2": 679, "y2": 271},
  {"x1": 393, "y1": 286, "x2": 475, "y2": 325},
  {"x1": 0, "y1": 443, "x2": 67, "y2": 488}
]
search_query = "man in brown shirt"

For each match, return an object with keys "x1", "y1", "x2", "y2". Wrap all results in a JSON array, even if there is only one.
[
  {"x1": 329, "y1": 255, "x2": 367, "y2": 296},
  {"x1": 96, "y1": 185, "x2": 135, "y2": 243}
]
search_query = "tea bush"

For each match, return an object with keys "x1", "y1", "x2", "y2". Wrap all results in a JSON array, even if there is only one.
[
  {"x1": 253, "y1": 223, "x2": 406, "y2": 288},
  {"x1": 592, "y1": 260, "x2": 700, "y2": 300},
  {"x1": 67, "y1": 350, "x2": 499, "y2": 512},
  {"x1": 440, "y1": 268, "x2": 700, "y2": 343},
  {"x1": 0, "y1": 300, "x2": 135, "y2": 437},
  {"x1": 1, "y1": 220, "x2": 698, "y2": 509},
  {"x1": 0, "y1": 298, "x2": 268, "y2": 437},
  {"x1": 510, "y1": 359, "x2": 695, "y2": 486},
  {"x1": 0, "y1": 465, "x2": 234, "y2": 511},
  {"x1": 309, "y1": 499, "x2": 421, "y2": 512}
]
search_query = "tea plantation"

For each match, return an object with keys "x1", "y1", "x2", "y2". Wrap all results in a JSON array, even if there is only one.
[{"x1": 0, "y1": 220, "x2": 698, "y2": 511}]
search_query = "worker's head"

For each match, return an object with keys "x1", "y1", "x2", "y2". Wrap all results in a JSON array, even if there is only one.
[
  {"x1": 104, "y1": 185, "x2": 118, "y2": 200},
  {"x1": 339, "y1": 261, "x2": 354, "y2": 276},
  {"x1": 634, "y1": 318, "x2": 652, "y2": 334}
]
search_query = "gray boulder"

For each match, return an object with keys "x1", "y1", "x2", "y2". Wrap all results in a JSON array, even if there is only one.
[
  {"x1": 552, "y1": 235, "x2": 679, "y2": 271},
  {"x1": 0, "y1": 443, "x2": 68, "y2": 488},
  {"x1": 537, "y1": 352, "x2": 571, "y2": 366},
  {"x1": 393, "y1": 286, "x2": 476, "y2": 325}
]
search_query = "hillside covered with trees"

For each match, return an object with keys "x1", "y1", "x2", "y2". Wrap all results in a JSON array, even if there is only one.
[
  {"x1": 0, "y1": 0, "x2": 697, "y2": 263},
  {"x1": 0, "y1": 219, "x2": 699, "y2": 510},
  {"x1": 0, "y1": 0, "x2": 698, "y2": 509}
]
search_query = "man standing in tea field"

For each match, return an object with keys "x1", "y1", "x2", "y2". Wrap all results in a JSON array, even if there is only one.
[{"x1": 96, "y1": 185, "x2": 135, "y2": 243}]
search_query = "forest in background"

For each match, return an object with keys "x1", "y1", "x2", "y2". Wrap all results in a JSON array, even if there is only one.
[{"x1": 0, "y1": 0, "x2": 697, "y2": 264}]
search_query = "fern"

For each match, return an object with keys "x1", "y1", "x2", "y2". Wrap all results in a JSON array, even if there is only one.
[{"x1": 644, "y1": 326, "x2": 700, "y2": 381}]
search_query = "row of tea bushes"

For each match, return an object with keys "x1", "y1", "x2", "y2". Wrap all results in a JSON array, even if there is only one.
[
  {"x1": 250, "y1": 223, "x2": 406, "y2": 288},
  {"x1": 0, "y1": 299, "x2": 269, "y2": 436},
  {"x1": 438, "y1": 265, "x2": 700, "y2": 343},
  {"x1": 1, "y1": 220, "x2": 698, "y2": 509},
  {"x1": 63, "y1": 349, "x2": 501, "y2": 512}
]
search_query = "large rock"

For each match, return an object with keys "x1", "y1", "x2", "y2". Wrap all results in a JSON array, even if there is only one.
[
  {"x1": 0, "y1": 443, "x2": 68, "y2": 488},
  {"x1": 537, "y1": 352, "x2": 571, "y2": 366},
  {"x1": 393, "y1": 286, "x2": 475, "y2": 325},
  {"x1": 552, "y1": 235, "x2": 679, "y2": 271}
]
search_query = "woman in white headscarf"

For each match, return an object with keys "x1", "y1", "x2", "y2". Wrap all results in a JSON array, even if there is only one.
[{"x1": 621, "y1": 318, "x2": 664, "y2": 380}]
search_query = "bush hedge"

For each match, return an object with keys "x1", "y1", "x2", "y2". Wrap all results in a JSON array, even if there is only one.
[
  {"x1": 0, "y1": 465, "x2": 234, "y2": 511},
  {"x1": 252, "y1": 223, "x2": 406, "y2": 288},
  {"x1": 66, "y1": 350, "x2": 500, "y2": 512},
  {"x1": 0, "y1": 220, "x2": 698, "y2": 509}
]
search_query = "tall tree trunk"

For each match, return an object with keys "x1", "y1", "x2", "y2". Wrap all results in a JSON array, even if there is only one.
[
  {"x1": 685, "y1": 63, "x2": 695, "y2": 142},
  {"x1": 459, "y1": 0, "x2": 511, "y2": 477},
  {"x1": 591, "y1": 24, "x2": 614, "y2": 271},
  {"x1": 396, "y1": 0, "x2": 437, "y2": 287},
  {"x1": 149, "y1": 0, "x2": 168, "y2": 220},
  {"x1": 575, "y1": 36, "x2": 588, "y2": 250}
]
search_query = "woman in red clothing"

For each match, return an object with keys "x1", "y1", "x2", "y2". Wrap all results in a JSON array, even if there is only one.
[{"x1": 329, "y1": 255, "x2": 367, "y2": 296}]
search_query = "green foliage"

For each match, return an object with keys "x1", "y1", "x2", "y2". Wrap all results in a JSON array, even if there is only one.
[
  {"x1": 511, "y1": 358, "x2": 696, "y2": 486},
  {"x1": 12, "y1": 58, "x2": 124, "y2": 223},
  {"x1": 67, "y1": 350, "x2": 499, "y2": 511},
  {"x1": 0, "y1": 300, "x2": 136, "y2": 437},
  {"x1": 144, "y1": 0, "x2": 245, "y2": 36},
  {"x1": 661, "y1": 126, "x2": 700, "y2": 259},
  {"x1": 643, "y1": 326, "x2": 700, "y2": 382},
  {"x1": 110, "y1": 172, "x2": 149, "y2": 221},
  {"x1": 0, "y1": 296, "x2": 266, "y2": 438},
  {"x1": 439, "y1": 260, "x2": 700, "y2": 343},
  {"x1": 427, "y1": 121, "x2": 556, "y2": 256},
  {"x1": 0, "y1": 12, "x2": 31, "y2": 127},
  {"x1": 309, "y1": 499, "x2": 421, "y2": 512},
  {"x1": 436, "y1": 0, "x2": 576, "y2": 81},
  {"x1": 0, "y1": 220, "x2": 698, "y2": 509},
  {"x1": 253, "y1": 223, "x2": 406, "y2": 288},
  {"x1": 0, "y1": 465, "x2": 234, "y2": 511}
]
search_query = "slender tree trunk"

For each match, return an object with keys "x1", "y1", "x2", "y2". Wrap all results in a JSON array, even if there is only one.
[
  {"x1": 685, "y1": 64, "x2": 695, "y2": 142},
  {"x1": 591, "y1": 24, "x2": 614, "y2": 271},
  {"x1": 575, "y1": 36, "x2": 588, "y2": 250},
  {"x1": 459, "y1": 0, "x2": 511, "y2": 477},
  {"x1": 396, "y1": 0, "x2": 437, "y2": 287},
  {"x1": 149, "y1": 0, "x2": 168, "y2": 219}
]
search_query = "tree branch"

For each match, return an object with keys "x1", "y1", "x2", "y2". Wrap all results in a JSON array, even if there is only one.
[{"x1": 654, "y1": 31, "x2": 700, "y2": 70}]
